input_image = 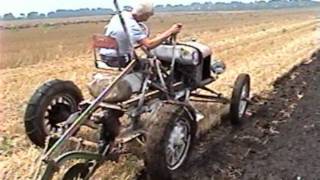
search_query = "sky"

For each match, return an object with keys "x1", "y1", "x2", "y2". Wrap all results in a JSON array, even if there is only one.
[{"x1": 0, "y1": 0, "x2": 257, "y2": 16}]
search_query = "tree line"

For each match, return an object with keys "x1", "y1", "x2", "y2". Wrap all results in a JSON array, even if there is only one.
[
  {"x1": 1, "y1": 0, "x2": 319, "y2": 21},
  {"x1": 156, "y1": 0, "x2": 320, "y2": 11},
  {"x1": 1, "y1": 8, "x2": 114, "y2": 20}
]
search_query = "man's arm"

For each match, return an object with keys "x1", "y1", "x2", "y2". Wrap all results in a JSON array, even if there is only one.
[{"x1": 138, "y1": 23, "x2": 182, "y2": 49}]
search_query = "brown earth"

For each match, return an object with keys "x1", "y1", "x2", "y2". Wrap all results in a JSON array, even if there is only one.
[{"x1": 170, "y1": 50, "x2": 320, "y2": 180}]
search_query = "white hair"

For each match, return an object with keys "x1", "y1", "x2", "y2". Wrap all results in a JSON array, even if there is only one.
[{"x1": 132, "y1": 0, "x2": 154, "y2": 16}]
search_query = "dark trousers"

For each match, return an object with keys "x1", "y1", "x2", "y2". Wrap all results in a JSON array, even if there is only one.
[{"x1": 100, "y1": 55, "x2": 129, "y2": 68}]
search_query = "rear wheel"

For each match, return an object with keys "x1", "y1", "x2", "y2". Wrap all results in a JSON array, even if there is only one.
[
  {"x1": 230, "y1": 74, "x2": 250, "y2": 125},
  {"x1": 145, "y1": 103, "x2": 197, "y2": 180},
  {"x1": 24, "y1": 79, "x2": 83, "y2": 147}
]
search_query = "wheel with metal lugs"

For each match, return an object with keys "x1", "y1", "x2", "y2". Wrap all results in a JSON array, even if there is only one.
[
  {"x1": 145, "y1": 103, "x2": 197, "y2": 180},
  {"x1": 24, "y1": 79, "x2": 83, "y2": 147},
  {"x1": 230, "y1": 73, "x2": 250, "y2": 125}
]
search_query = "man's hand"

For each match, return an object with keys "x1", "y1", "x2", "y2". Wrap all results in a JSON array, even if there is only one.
[
  {"x1": 138, "y1": 23, "x2": 183, "y2": 49},
  {"x1": 169, "y1": 23, "x2": 183, "y2": 35}
]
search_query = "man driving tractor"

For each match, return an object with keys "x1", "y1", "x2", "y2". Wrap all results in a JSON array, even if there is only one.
[
  {"x1": 100, "y1": 0, "x2": 183, "y2": 67},
  {"x1": 89, "y1": 0, "x2": 186, "y2": 132},
  {"x1": 23, "y1": 2, "x2": 249, "y2": 179}
]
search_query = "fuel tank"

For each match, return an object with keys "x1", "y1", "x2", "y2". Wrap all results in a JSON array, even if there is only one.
[{"x1": 88, "y1": 72, "x2": 143, "y2": 103}]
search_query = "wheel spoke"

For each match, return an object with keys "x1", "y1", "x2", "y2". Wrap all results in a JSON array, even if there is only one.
[
  {"x1": 63, "y1": 100, "x2": 70, "y2": 105},
  {"x1": 238, "y1": 84, "x2": 249, "y2": 118},
  {"x1": 44, "y1": 119, "x2": 50, "y2": 125},
  {"x1": 51, "y1": 99, "x2": 57, "y2": 106},
  {"x1": 166, "y1": 150, "x2": 174, "y2": 165},
  {"x1": 173, "y1": 150, "x2": 179, "y2": 164},
  {"x1": 174, "y1": 145, "x2": 182, "y2": 159},
  {"x1": 44, "y1": 111, "x2": 49, "y2": 118},
  {"x1": 58, "y1": 97, "x2": 63, "y2": 103}
]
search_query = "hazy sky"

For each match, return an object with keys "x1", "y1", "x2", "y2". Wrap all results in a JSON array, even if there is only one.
[{"x1": 0, "y1": 0, "x2": 256, "y2": 16}]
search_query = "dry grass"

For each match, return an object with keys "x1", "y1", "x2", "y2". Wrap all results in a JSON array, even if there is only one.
[
  {"x1": 1, "y1": 9, "x2": 315, "y2": 69},
  {"x1": 0, "y1": 9, "x2": 319, "y2": 179}
]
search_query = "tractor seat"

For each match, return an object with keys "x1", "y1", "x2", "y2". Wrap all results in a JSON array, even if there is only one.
[{"x1": 92, "y1": 34, "x2": 129, "y2": 69}]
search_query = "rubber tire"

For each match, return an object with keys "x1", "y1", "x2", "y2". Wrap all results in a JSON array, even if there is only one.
[
  {"x1": 230, "y1": 73, "x2": 250, "y2": 125},
  {"x1": 24, "y1": 79, "x2": 83, "y2": 148},
  {"x1": 62, "y1": 163, "x2": 90, "y2": 180},
  {"x1": 145, "y1": 103, "x2": 197, "y2": 180}
]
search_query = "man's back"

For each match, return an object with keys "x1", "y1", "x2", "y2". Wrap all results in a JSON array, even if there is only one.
[{"x1": 100, "y1": 11, "x2": 147, "y2": 57}]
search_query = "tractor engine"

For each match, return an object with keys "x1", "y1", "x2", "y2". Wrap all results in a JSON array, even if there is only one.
[{"x1": 152, "y1": 41, "x2": 213, "y2": 88}]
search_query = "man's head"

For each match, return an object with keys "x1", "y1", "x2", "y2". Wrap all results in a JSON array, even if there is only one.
[{"x1": 132, "y1": 0, "x2": 154, "y2": 22}]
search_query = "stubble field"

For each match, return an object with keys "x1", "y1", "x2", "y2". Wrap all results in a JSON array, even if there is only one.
[{"x1": 0, "y1": 8, "x2": 319, "y2": 179}]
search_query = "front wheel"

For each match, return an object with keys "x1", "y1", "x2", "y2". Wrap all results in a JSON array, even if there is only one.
[
  {"x1": 230, "y1": 73, "x2": 251, "y2": 125},
  {"x1": 145, "y1": 103, "x2": 197, "y2": 180}
]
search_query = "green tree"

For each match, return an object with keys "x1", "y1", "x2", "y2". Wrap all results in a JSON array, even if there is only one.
[
  {"x1": 3, "y1": 13, "x2": 15, "y2": 20},
  {"x1": 27, "y1": 12, "x2": 39, "y2": 19}
]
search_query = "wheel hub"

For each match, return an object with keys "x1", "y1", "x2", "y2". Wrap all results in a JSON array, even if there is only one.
[
  {"x1": 166, "y1": 119, "x2": 191, "y2": 170},
  {"x1": 238, "y1": 84, "x2": 249, "y2": 118},
  {"x1": 44, "y1": 96, "x2": 77, "y2": 134}
]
